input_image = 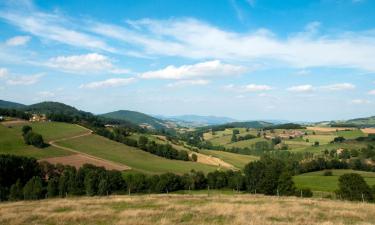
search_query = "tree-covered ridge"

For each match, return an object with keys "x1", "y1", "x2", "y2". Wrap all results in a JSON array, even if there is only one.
[{"x1": 0, "y1": 100, "x2": 26, "y2": 109}]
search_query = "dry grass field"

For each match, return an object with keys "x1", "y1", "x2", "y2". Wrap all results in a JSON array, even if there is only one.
[{"x1": 1, "y1": 194, "x2": 375, "y2": 225}]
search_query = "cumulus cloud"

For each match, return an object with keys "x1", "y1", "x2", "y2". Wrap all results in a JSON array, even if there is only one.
[
  {"x1": 243, "y1": 84, "x2": 273, "y2": 92},
  {"x1": 224, "y1": 83, "x2": 273, "y2": 92},
  {"x1": 5, "y1": 35, "x2": 31, "y2": 46},
  {"x1": 140, "y1": 60, "x2": 246, "y2": 80},
  {"x1": 0, "y1": 68, "x2": 8, "y2": 78},
  {"x1": 47, "y1": 53, "x2": 130, "y2": 74},
  {"x1": 6, "y1": 73, "x2": 44, "y2": 85},
  {"x1": 321, "y1": 83, "x2": 356, "y2": 91},
  {"x1": 287, "y1": 85, "x2": 314, "y2": 93},
  {"x1": 167, "y1": 79, "x2": 210, "y2": 87},
  {"x1": 80, "y1": 77, "x2": 136, "y2": 89},
  {"x1": 351, "y1": 99, "x2": 371, "y2": 104}
]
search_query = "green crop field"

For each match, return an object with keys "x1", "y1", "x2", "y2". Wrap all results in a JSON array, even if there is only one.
[
  {"x1": 293, "y1": 169, "x2": 375, "y2": 192},
  {"x1": 336, "y1": 129, "x2": 366, "y2": 139},
  {"x1": 199, "y1": 149, "x2": 258, "y2": 169},
  {"x1": 0, "y1": 124, "x2": 72, "y2": 159},
  {"x1": 14, "y1": 122, "x2": 89, "y2": 142},
  {"x1": 225, "y1": 137, "x2": 269, "y2": 149},
  {"x1": 56, "y1": 134, "x2": 220, "y2": 174}
]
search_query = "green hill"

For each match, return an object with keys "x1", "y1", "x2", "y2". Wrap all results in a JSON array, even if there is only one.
[
  {"x1": 0, "y1": 99, "x2": 25, "y2": 109},
  {"x1": 101, "y1": 110, "x2": 170, "y2": 130}
]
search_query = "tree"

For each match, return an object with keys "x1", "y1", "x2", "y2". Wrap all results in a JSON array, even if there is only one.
[
  {"x1": 9, "y1": 180, "x2": 23, "y2": 201},
  {"x1": 47, "y1": 177, "x2": 59, "y2": 198},
  {"x1": 314, "y1": 141, "x2": 319, "y2": 147},
  {"x1": 22, "y1": 125, "x2": 32, "y2": 135},
  {"x1": 231, "y1": 133, "x2": 237, "y2": 142},
  {"x1": 23, "y1": 176, "x2": 44, "y2": 200},
  {"x1": 98, "y1": 177, "x2": 110, "y2": 196},
  {"x1": 336, "y1": 173, "x2": 373, "y2": 201},
  {"x1": 138, "y1": 136, "x2": 149, "y2": 149},
  {"x1": 84, "y1": 171, "x2": 99, "y2": 196},
  {"x1": 23, "y1": 132, "x2": 45, "y2": 148},
  {"x1": 277, "y1": 172, "x2": 296, "y2": 196}
]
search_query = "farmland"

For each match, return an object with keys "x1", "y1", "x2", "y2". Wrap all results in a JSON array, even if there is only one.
[
  {"x1": 293, "y1": 169, "x2": 375, "y2": 192},
  {"x1": 199, "y1": 149, "x2": 258, "y2": 169},
  {"x1": 2, "y1": 194, "x2": 375, "y2": 225},
  {"x1": 56, "y1": 133, "x2": 221, "y2": 174}
]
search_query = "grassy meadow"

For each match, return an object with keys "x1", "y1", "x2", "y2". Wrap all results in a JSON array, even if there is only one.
[
  {"x1": 56, "y1": 134, "x2": 220, "y2": 174},
  {"x1": 0, "y1": 123, "x2": 72, "y2": 159},
  {"x1": 1, "y1": 194, "x2": 375, "y2": 225},
  {"x1": 293, "y1": 169, "x2": 375, "y2": 192}
]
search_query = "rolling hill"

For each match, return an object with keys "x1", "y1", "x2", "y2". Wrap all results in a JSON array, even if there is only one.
[
  {"x1": 157, "y1": 114, "x2": 237, "y2": 127},
  {"x1": 0, "y1": 99, "x2": 25, "y2": 109},
  {"x1": 101, "y1": 110, "x2": 171, "y2": 130}
]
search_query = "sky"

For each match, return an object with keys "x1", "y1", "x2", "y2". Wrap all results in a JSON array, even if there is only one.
[{"x1": 0, "y1": 0, "x2": 374, "y2": 122}]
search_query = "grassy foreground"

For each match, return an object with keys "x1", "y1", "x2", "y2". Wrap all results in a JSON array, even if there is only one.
[{"x1": 1, "y1": 194, "x2": 375, "y2": 225}]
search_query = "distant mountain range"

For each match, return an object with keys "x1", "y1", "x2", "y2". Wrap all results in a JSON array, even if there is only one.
[{"x1": 1, "y1": 99, "x2": 374, "y2": 128}]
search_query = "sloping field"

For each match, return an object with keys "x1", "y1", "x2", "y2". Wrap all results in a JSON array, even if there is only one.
[
  {"x1": 1, "y1": 194, "x2": 375, "y2": 225},
  {"x1": 225, "y1": 137, "x2": 268, "y2": 148},
  {"x1": 361, "y1": 128, "x2": 375, "y2": 134},
  {"x1": 56, "y1": 134, "x2": 219, "y2": 174},
  {"x1": 41, "y1": 154, "x2": 129, "y2": 171},
  {"x1": 200, "y1": 149, "x2": 258, "y2": 169},
  {"x1": 306, "y1": 127, "x2": 355, "y2": 132},
  {"x1": 0, "y1": 124, "x2": 72, "y2": 159},
  {"x1": 294, "y1": 169, "x2": 375, "y2": 192}
]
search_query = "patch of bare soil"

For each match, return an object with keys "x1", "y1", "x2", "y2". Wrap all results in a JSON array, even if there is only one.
[
  {"x1": 306, "y1": 126, "x2": 355, "y2": 132},
  {"x1": 361, "y1": 128, "x2": 375, "y2": 134},
  {"x1": 40, "y1": 154, "x2": 130, "y2": 171}
]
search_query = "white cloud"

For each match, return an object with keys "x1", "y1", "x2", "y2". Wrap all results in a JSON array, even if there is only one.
[
  {"x1": 295, "y1": 69, "x2": 310, "y2": 76},
  {"x1": 0, "y1": 68, "x2": 8, "y2": 78},
  {"x1": 5, "y1": 35, "x2": 31, "y2": 46},
  {"x1": 6, "y1": 74, "x2": 43, "y2": 85},
  {"x1": 0, "y1": 7, "x2": 114, "y2": 52},
  {"x1": 351, "y1": 99, "x2": 371, "y2": 104},
  {"x1": 287, "y1": 85, "x2": 314, "y2": 93},
  {"x1": 243, "y1": 84, "x2": 273, "y2": 92},
  {"x1": 140, "y1": 60, "x2": 246, "y2": 80},
  {"x1": 38, "y1": 91, "x2": 55, "y2": 98},
  {"x1": 167, "y1": 79, "x2": 210, "y2": 87},
  {"x1": 47, "y1": 53, "x2": 129, "y2": 74},
  {"x1": 80, "y1": 77, "x2": 135, "y2": 89},
  {"x1": 368, "y1": 90, "x2": 375, "y2": 95},
  {"x1": 321, "y1": 83, "x2": 355, "y2": 91},
  {"x1": 91, "y1": 18, "x2": 375, "y2": 71}
]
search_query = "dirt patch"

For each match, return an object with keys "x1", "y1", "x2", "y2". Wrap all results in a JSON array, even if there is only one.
[
  {"x1": 361, "y1": 128, "x2": 375, "y2": 134},
  {"x1": 40, "y1": 154, "x2": 129, "y2": 171},
  {"x1": 306, "y1": 127, "x2": 355, "y2": 132},
  {"x1": 194, "y1": 153, "x2": 234, "y2": 169},
  {"x1": 1, "y1": 120, "x2": 29, "y2": 126}
]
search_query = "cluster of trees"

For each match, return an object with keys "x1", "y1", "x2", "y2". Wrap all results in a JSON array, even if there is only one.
[
  {"x1": 138, "y1": 136, "x2": 192, "y2": 161},
  {"x1": 0, "y1": 108, "x2": 30, "y2": 120},
  {"x1": 231, "y1": 129, "x2": 256, "y2": 143},
  {"x1": 22, "y1": 125, "x2": 46, "y2": 148},
  {"x1": 336, "y1": 173, "x2": 374, "y2": 201}
]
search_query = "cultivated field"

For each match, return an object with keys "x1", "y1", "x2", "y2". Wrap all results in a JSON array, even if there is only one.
[
  {"x1": 56, "y1": 134, "x2": 220, "y2": 174},
  {"x1": 1, "y1": 194, "x2": 375, "y2": 225},
  {"x1": 293, "y1": 169, "x2": 375, "y2": 192},
  {"x1": 199, "y1": 149, "x2": 258, "y2": 169}
]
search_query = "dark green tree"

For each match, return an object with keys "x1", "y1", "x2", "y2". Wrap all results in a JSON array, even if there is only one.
[
  {"x1": 9, "y1": 180, "x2": 23, "y2": 201},
  {"x1": 336, "y1": 173, "x2": 373, "y2": 201},
  {"x1": 47, "y1": 177, "x2": 59, "y2": 198},
  {"x1": 23, "y1": 176, "x2": 44, "y2": 200},
  {"x1": 277, "y1": 172, "x2": 296, "y2": 196}
]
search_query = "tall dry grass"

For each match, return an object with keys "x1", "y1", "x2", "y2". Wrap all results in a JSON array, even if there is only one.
[{"x1": 1, "y1": 194, "x2": 375, "y2": 225}]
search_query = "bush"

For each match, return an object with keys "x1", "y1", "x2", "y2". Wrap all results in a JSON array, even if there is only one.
[
  {"x1": 336, "y1": 173, "x2": 373, "y2": 202},
  {"x1": 191, "y1": 153, "x2": 198, "y2": 162},
  {"x1": 24, "y1": 131, "x2": 46, "y2": 148},
  {"x1": 323, "y1": 170, "x2": 333, "y2": 176}
]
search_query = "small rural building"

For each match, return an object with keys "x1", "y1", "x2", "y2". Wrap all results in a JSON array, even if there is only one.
[{"x1": 29, "y1": 114, "x2": 47, "y2": 122}]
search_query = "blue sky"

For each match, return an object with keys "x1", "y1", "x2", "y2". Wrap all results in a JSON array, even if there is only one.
[{"x1": 0, "y1": 0, "x2": 374, "y2": 121}]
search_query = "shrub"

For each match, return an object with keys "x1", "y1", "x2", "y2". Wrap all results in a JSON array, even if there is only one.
[
  {"x1": 191, "y1": 153, "x2": 198, "y2": 162},
  {"x1": 323, "y1": 170, "x2": 333, "y2": 176}
]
